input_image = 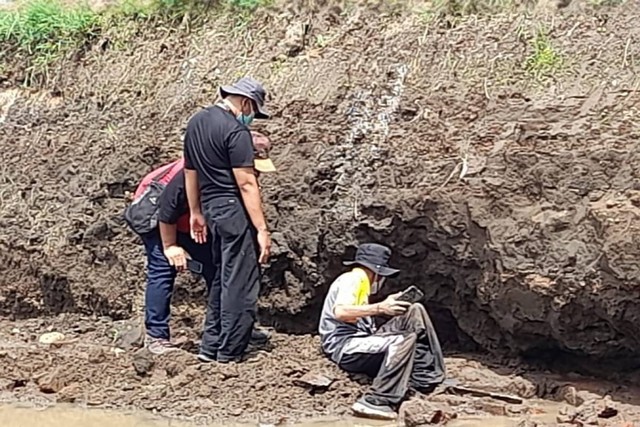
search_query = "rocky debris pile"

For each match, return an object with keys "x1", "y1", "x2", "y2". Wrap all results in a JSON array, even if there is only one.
[{"x1": 557, "y1": 397, "x2": 620, "y2": 426}]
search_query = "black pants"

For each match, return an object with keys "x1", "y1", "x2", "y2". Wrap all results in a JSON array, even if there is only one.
[
  {"x1": 338, "y1": 303, "x2": 446, "y2": 407},
  {"x1": 200, "y1": 196, "x2": 260, "y2": 362}
]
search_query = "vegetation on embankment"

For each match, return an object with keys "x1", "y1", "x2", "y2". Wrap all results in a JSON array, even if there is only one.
[
  {"x1": 0, "y1": 0, "x2": 271, "y2": 84},
  {"x1": 0, "y1": 0, "x2": 627, "y2": 86}
]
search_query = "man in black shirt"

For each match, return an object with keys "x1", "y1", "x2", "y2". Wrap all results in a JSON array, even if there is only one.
[
  {"x1": 132, "y1": 132, "x2": 276, "y2": 356},
  {"x1": 183, "y1": 77, "x2": 273, "y2": 363}
]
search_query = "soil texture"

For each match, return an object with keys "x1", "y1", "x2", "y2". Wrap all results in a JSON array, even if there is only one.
[
  {"x1": 0, "y1": 0, "x2": 639, "y2": 382},
  {"x1": 1, "y1": 315, "x2": 640, "y2": 425}
]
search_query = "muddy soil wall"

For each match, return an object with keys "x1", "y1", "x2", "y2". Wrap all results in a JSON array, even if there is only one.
[{"x1": 1, "y1": 1, "x2": 639, "y2": 365}]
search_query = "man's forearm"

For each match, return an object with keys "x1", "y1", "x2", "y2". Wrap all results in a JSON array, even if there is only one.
[
  {"x1": 334, "y1": 303, "x2": 381, "y2": 323},
  {"x1": 159, "y1": 222, "x2": 178, "y2": 250},
  {"x1": 239, "y1": 182, "x2": 268, "y2": 231},
  {"x1": 184, "y1": 169, "x2": 201, "y2": 214}
]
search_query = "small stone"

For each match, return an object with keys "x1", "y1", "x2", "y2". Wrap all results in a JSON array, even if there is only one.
[
  {"x1": 87, "y1": 348, "x2": 106, "y2": 364},
  {"x1": 197, "y1": 385, "x2": 213, "y2": 397},
  {"x1": 111, "y1": 347, "x2": 125, "y2": 356},
  {"x1": 132, "y1": 348, "x2": 155, "y2": 376},
  {"x1": 37, "y1": 368, "x2": 67, "y2": 393},
  {"x1": 229, "y1": 407, "x2": 243, "y2": 416},
  {"x1": 400, "y1": 399, "x2": 456, "y2": 427},
  {"x1": 115, "y1": 324, "x2": 145, "y2": 350},
  {"x1": 293, "y1": 372, "x2": 334, "y2": 390},
  {"x1": 165, "y1": 362, "x2": 183, "y2": 378},
  {"x1": 475, "y1": 398, "x2": 507, "y2": 416},
  {"x1": 38, "y1": 332, "x2": 66, "y2": 345},
  {"x1": 0, "y1": 379, "x2": 14, "y2": 391},
  {"x1": 58, "y1": 383, "x2": 82, "y2": 403}
]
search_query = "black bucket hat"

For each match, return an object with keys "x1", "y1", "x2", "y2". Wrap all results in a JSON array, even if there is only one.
[
  {"x1": 343, "y1": 243, "x2": 400, "y2": 277},
  {"x1": 219, "y1": 77, "x2": 270, "y2": 119}
]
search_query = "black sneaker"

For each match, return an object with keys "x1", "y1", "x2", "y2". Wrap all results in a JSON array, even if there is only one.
[
  {"x1": 250, "y1": 327, "x2": 271, "y2": 345},
  {"x1": 197, "y1": 352, "x2": 216, "y2": 363},
  {"x1": 351, "y1": 397, "x2": 397, "y2": 420}
]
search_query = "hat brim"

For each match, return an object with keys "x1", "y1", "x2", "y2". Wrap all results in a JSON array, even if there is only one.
[
  {"x1": 220, "y1": 86, "x2": 270, "y2": 119},
  {"x1": 343, "y1": 260, "x2": 400, "y2": 277},
  {"x1": 254, "y1": 158, "x2": 276, "y2": 173}
]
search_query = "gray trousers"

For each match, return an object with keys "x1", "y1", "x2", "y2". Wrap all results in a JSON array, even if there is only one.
[{"x1": 338, "y1": 303, "x2": 446, "y2": 407}]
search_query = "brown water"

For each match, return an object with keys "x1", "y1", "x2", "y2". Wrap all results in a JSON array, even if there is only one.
[
  {"x1": 0, "y1": 403, "x2": 561, "y2": 427},
  {"x1": 0, "y1": 405, "x2": 389, "y2": 427}
]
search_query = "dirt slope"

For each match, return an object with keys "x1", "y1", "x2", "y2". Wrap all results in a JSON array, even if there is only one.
[{"x1": 1, "y1": 0, "x2": 639, "y2": 367}]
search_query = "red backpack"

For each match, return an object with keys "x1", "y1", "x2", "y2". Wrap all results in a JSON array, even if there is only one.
[{"x1": 124, "y1": 159, "x2": 184, "y2": 235}]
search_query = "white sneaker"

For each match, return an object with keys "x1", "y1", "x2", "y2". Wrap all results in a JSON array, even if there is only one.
[
  {"x1": 145, "y1": 336, "x2": 178, "y2": 355},
  {"x1": 352, "y1": 397, "x2": 397, "y2": 420}
]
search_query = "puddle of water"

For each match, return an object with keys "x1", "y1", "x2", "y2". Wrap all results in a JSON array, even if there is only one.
[
  {"x1": 0, "y1": 405, "x2": 192, "y2": 427},
  {"x1": 0, "y1": 401, "x2": 562, "y2": 427},
  {"x1": 0, "y1": 405, "x2": 391, "y2": 427}
]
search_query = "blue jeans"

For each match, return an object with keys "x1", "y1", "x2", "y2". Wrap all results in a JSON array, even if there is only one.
[{"x1": 142, "y1": 230, "x2": 214, "y2": 340}]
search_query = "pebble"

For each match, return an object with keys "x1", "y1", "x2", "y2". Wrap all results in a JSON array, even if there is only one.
[{"x1": 38, "y1": 332, "x2": 65, "y2": 344}]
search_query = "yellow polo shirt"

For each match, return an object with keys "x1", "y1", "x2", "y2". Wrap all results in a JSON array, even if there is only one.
[{"x1": 334, "y1": 268, "x2": 371, "y2": 307}]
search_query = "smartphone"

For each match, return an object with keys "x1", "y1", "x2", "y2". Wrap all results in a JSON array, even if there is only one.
[
  {"x1": 186, "y1": 259, "x2": 203, "y2": 275},
  {"x1": 396, "y1": 285, "x2": 425, "y2": 303}
]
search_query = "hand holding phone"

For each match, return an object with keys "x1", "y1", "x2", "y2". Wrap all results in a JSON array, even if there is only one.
[{"x1": 396, "y1": 285, "x2": 425, "y2": 304}]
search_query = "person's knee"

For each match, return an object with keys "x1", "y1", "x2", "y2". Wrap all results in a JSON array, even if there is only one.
[{"x1": 407, "y1": 303, "x2": 427, "y2": 317}]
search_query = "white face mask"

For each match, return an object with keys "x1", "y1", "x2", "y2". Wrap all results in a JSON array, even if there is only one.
[{"x1": 371, "y1": 275, "x2": 386, "y2": 294}]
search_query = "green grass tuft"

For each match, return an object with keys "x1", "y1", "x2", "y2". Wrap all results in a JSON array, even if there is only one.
[
  {"x1": 226, "y1": 0, "x2": 271, "y2": 10},
  {"x1": 525, "y1": 28, "x2": 563, "y2": 79},
  {"x1": 0, "y1": 0, "x2": 98, "y2": 55}
]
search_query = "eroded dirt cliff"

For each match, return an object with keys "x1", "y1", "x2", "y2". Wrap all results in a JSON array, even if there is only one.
[{"x1": 1, "y1": 0, "x2": 639, "y2": 369}]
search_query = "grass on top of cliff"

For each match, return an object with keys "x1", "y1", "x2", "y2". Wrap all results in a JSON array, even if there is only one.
[{"x1": 0, "y1": 0, "x2": 269, "y2": 84}]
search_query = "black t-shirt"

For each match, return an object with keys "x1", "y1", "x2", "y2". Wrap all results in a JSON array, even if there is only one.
[
  {"x1": 157, "y1": 169, "x2": 187, "y2": 225},
  {"x1": 183, "y1": 105, "x2": 254, "y2": 203}
]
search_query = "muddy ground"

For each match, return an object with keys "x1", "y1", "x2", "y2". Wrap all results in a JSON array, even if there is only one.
[
  {"x1": 1, "y1": 314, "x2": 640, "y2": 426},
  {"x1": 1, "y1": 0, "x2": 640, "y2": 423}
]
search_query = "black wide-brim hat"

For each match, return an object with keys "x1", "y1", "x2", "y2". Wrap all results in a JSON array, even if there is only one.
[
  {"x1": 219, "y1": 76, "x2": 270, "y2": 119},
  {"x1": 343, "y1": 243, "x2": 400, "y2": 277}
]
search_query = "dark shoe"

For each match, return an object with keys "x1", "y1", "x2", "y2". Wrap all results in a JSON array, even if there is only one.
[
  {"x1": 197, "y1": 352, "x2": 216, "y2": 363},
  {"x1": 351, "y1": 397, "x2": 397, "y2": 420},
  {"x1": 216, "y1": 354, "x2": 247, "y2": 364},
  {"x1": 250, "y1": 327, "x2": 271, "y2": 345}
]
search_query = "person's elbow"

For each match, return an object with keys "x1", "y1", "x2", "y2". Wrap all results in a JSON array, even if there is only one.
[
  {"x1": 233, "y1": 168, "x2": 259, "y2": 193},
  {"x1": 237, "y1": 179, "x2": 258, "y2": 193}
]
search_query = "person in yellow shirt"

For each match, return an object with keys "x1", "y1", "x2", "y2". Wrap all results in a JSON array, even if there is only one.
[{"x1": 318, "y1": 243, "x2": 446, "y2": 420}]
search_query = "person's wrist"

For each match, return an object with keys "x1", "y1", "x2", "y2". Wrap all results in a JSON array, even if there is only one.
[{"x1": 257, "y1": 226, "x2": 269, "y2": 233}]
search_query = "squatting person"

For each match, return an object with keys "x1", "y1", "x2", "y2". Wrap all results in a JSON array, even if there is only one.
[
  {"x1": 183, "y1": 77, "x2": 273, "y2": 363},
  {"x1": 130, "y1": 132, "x2": 275, "y2": 355},
  {"x1": 318, "y1": 243, "x2": 446, "y2": 420}
]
